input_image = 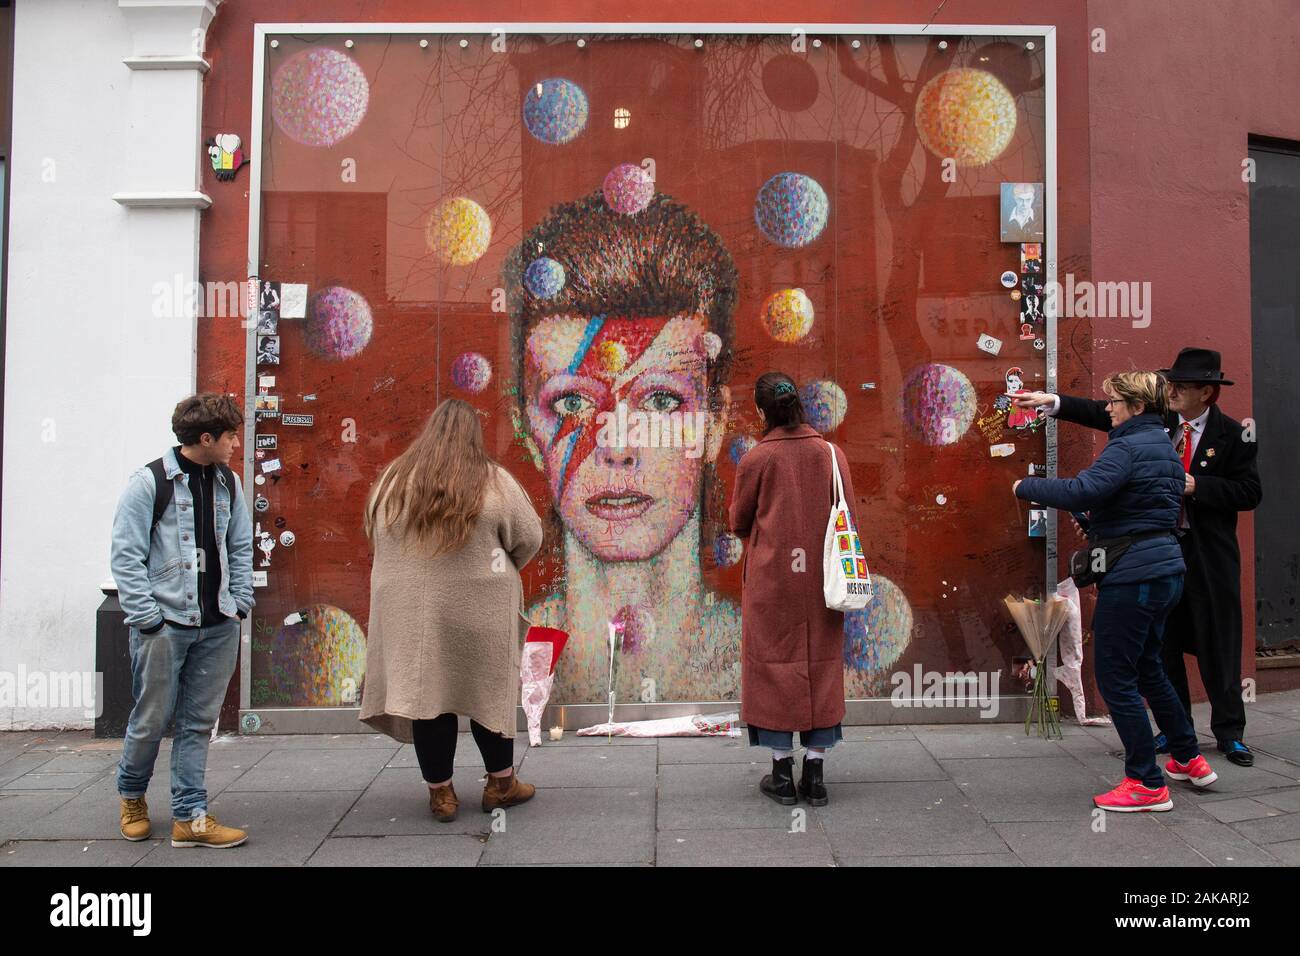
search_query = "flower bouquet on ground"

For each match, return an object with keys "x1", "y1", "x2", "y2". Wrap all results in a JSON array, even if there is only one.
[
  {"x1": 520, "y1": 626, "x2": 569, "y2": 747},
  {"x1": 1003, "y1": 593, "x2": 1072, "y2": 739},
  {"x1": 577, "y1": 712, "x2": 742, "y2": 738}
]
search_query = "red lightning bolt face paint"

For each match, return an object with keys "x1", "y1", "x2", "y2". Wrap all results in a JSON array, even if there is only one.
[{"x1": 523, "y1": 313, "x2": 719, "y2": 563}]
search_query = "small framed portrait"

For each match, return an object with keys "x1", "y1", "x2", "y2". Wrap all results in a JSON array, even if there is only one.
[
  {"x1": 256, "y1": 334, "x2": 281, "y2": 365},
  {"x1": 256, "y1": 310, "x2": 279, "y2": 335},
  {"x1": 254, "y1": 394, "x2": 280, "y2": 419},
  {"x1": 1028, "y1": 509, "x2": 1048, "y2": 538},
  {"x1": 259, "y1": 280, "x2": 281, "y2": 313},
  {"x1": 1001, "y1": 183, "x2": 1045, "y2": 242}
]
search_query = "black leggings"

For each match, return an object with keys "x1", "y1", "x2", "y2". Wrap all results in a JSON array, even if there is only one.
[{"x1": 411, "y1": 713, "x2": 513, "y2": 783}]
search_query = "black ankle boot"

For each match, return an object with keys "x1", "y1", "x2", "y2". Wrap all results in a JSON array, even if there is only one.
[
  {"x1": 760, "y1": 756, "x2": 798, "y2": 806},
  {"x1": 799, "y1": 756, "x2": 828, "y2": 806}
]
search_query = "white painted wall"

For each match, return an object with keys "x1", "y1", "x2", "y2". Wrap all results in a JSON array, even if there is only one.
[{"x1": 1, "y1": 0, "x2": 218, "y2": 729}]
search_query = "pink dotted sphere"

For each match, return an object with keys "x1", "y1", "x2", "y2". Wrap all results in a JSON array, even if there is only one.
[
  {"x1": 306, "y1": 286, "x2": 373, "y2": 360},
  {"x1": 271, "y1": 49, "x2": 370, "y2": 148},
  {"x1": 602, "y1": 163, "x2": 655, "y2": 215},
  {"x1": 451, "y1": 352, "x2": 492, "y2": 393}
]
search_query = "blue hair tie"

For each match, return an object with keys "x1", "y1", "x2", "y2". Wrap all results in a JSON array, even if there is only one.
[{"x1": 774, "y1": 381, "x2": 796, "y2": 396}]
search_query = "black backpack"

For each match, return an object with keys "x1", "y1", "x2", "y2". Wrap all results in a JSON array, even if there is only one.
[{"x1": 146, "y1": 458, "x2": 238, "y2": 530}]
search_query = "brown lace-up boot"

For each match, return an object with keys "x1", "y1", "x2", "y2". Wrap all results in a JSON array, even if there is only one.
[
  {"x1": 429, "y1": 782, "x2": 459, "y2": 822},
  {"x1": 481, "y1": 771, "x2": 535, "y2": 812}
]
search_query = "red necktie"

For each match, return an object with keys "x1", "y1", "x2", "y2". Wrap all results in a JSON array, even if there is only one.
[{"x1": 1179, "y1": 422, "x2": 1194, "y2": 472}]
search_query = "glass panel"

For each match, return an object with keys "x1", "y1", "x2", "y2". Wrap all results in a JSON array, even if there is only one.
[{"x1": 252, "y1": 31, "x2": 1050, "y2": 709}]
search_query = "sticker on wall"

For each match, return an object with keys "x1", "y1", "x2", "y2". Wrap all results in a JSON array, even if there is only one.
[
  {"x1": 1004, "y1": 368, "x2": 1039, "y2": 430},
  {"x1": 1033, "y1": 338, "x2": 1045, "y2": 351},
  {"x1": 279, "y1": 530, "x2": 296, "y2": 548},
  {"x1": 254, "y1": 475, "x2": 265, "y2": 485},
  {"x1": 1021, "y1": 274, "x2": 1043, "y2": 297},
  {"x1": 1019, "y1": 322, "x2": 1036, "y2": 341},
  {"x1": 1020, "y1": 243, "x2": 1043, "y2": 274},
  {"x1": 254, "y1": 495, "x2": 269, "y2": 513},
  {"x1": 303, "y1": 394, "x2": 317, "y2": 402},
  {"x1": 274, "y1": 516, "x2": 287, "y2": 529},
  {"x1": 976, "y1": 333, "x2": 1003, "y2": 356},
  {"x1": 257, "y1": 310, "x2": 279, "y2": 335},
  {"x1": 990, "y1": 442, "x2": 1016, "y2": 458},
  {"x1": 259, "y1": 281, "x2": 281, "y2": 313},
  {"x1": 257, "y1": 531, "x2": 276, "y2": 567},
  {"x1": 254, "y1": 395, "x2": 280, "y2": 418},
  {"x1": 1000, "y1": 182, "x2": 1044, "y2": 242},
  {"x1": 240, "y1": 712, "x2": 262, "y2": 732},
  {"x1": 258, "y1": 375, "x2": 276, "y2": 389},
  {"x1": 1020, "y1": 290, "x2": 1044, "y2": 324},
  {"x1": 261, "y1": 458, "x2": 282, "y2": 474},
  {"x1": 252, "y1": 570, "x2": 268, "y2": 588},
  {"x1": 280, "y1": 283, "x2": 308, "y2": 319},
  {"x1": 256, "y1": 434, "x2": 278, "y2": 450},
  {"x1": 257, "y1": 335, "x2": 280, "y2": 366},
  {"x1": 282, "y1": 413, "x2": 314, "y2": 427},
  {"x1": 1029, "y1": 463, "x2": 1047, "y2": 477},
  {"x1": 1028, "y1": 509, "x2": 1048, "y2": 537},
  {"x1": 1010, "y1": 289, "x2": 1022, "y2": 302},
  {"x1": 999, "y1": 270, "x2": 1018, "y2": 289},
  {"x1": 205, "y1": 134, "x2": 247, "y2": 182}
]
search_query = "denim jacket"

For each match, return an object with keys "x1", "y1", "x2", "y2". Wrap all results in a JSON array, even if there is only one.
[{"x1": 110, "y1": 447, "x2": 254, "y2": 629}]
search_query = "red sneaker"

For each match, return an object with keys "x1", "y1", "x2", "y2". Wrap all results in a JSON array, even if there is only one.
[
  {"x1": 1093, "y1": 777, "x2": 1173, "y2": 812},
  {"x1": 1165, "y1": 754, "x2": 1218, "y2": 788}
]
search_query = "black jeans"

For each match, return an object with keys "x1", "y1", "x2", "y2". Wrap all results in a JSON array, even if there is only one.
[
  {"x1": 1092, "y1": 574, "x2": 1199, "y2": 788},
  {"x1": 411, "y1": 713, "x2": 514, "y2": 784}
]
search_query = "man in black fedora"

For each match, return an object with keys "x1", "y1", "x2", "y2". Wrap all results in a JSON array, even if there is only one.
[{"x1": 1009, "y1": 348, "x2": 1262, "y2": 766}]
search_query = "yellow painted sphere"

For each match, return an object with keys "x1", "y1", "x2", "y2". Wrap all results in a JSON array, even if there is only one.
[
  {"x1": 426, "y1": 197, "x2": 492, "y2": 265},
  {"x1": 761, "y1": 288, "x2": 815, "y2": 343},
  {"x1": 915, "y1": 68, "x2": 1017, "y2": 167}
]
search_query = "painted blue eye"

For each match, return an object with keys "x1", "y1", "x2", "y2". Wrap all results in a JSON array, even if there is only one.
[
  {"x1": 643, "y1": 391, "x2": 682, "y2": 413},
  {"x1": 552, "y1": 393, "x2": 594, "y2": 417}
]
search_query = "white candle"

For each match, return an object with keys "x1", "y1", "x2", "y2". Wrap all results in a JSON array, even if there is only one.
[{"x1": 549, "y1": 726, "x2": 563, "y2": 741}]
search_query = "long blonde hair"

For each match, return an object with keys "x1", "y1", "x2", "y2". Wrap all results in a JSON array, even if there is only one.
[{"x1": 364, "y1": 399, "x2": 496, "y2": 554}]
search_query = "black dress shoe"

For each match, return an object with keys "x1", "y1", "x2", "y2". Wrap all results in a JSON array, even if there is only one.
[
  {"x1": 1219, "y1": 740, "x2": 1254, "y2": 767},
  {"x1": 798, "y1": 756, "x2": 828, "y2": 806},
  {"x1": 760, "y1": 756, "x2": 798, "y2": 806}
]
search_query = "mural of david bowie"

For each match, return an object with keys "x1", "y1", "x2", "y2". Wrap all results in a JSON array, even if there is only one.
[{"x1": 503, "y1": 190, "x2": 743, "y2": 705}]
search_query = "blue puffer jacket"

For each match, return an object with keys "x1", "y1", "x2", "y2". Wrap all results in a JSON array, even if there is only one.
[{"x1": 1016, "y1": 412, "x2": 1185, "y2": 585}]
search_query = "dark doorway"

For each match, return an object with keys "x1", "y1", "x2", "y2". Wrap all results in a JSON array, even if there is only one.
[{"x1": 1249, "y1": 136, "x2": 1300, "y2": 649}]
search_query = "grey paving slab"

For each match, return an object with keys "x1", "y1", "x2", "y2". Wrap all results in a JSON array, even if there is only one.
[
  {"x1": 1156, "y1": 819, "x2": 1284, "y2": 866},
  {"x1": 225, "y1": 746, "x2": 394, "y2": 792},
  {"x1": 513, "y1": 742, "x2": 657, "y2": 788},
  {"x1": 0, "y1": 791, "x2": 80, "y2": 842},
  {"x1": 478, "y1": 787, "x2": 655, "y2": 865},
  {"x1": 994, "y1": 819, "x2": 1210, "y2": 867},
  {"x1": 1194, "y1": 797, "x2": 1287, "y2": 824},
  {"x1": 238, "y1": 732, "x2": 405, "y2": 749},
  {"x1": 1161, "y1": 754, "x2": 1300, "y2": 798},
  {"x1": 134, "y1": 789, "x2": 361, "y2": 867},
  {"x1": 912, "y1": 726, "x2": 1077, "y2": 760},
  {"x1": 332, "y1": 766, "x2": 497, "y2": 837},
  {"x1": 1265, "y1": 839, "x2": 1300, "y2": 864},
  {"x1": 656, "y1": 762, "x2": 813, "y2": 831},
  {"x1": 386, "y1": 736, "x2": 531, "y2": 771},
  {"x1": 942, "y1": 756, "x2": 1112, "y2": 822},
  {"x1": 33, "y1": 752, "x2": 123, "y2": 774},
  {"x1": 1226, "y1": 710, "x2": 1300, "y2": 738},
  {"x1": 15, "y1": 767, "x2": 247, "y2": 840},
  {"x1": 843, "y1": 852, "x2": 1024, "y2": 867},
  {"x1": 0, "y1": 838, "x2": 159, "y2": 866},
  {"x1": 525, "y1": 733, "x2": 658, "y2": 746},
  {"x1": 0, "y1": 751, "x2": 56, "y2": 787},
  {"x1": 657, "y1": 737, "x2": 763, "y2": 764},
  {"x1": 813, "y1": 781, "x2": 1009, "y2": 858},
  {"x1": 22, "y1": 732, "x2": 98, "y2": 750},
  {"x1": 839, "y1": 725, "x2": 918, "y2": 741},
  {"x1": 657, "y1": 828, "x2": 835, "y2": 867},
  {"x1": 1246, "y1": 731, "x2": 1300, "y2": 765},
  {"x1": 1248, "y1": 691, "x2": 1300, "y2": 719},
  {"x1": 306, "y1": 835, "x2": 485, "y2": 867},
  {"x1": 2, "y1": 772, "x2": 104, "y2": 791},
  {"x1": 1254, "y1": 787, "x2": 1300, "y2": 813},
  {"x1": 1228, "y1": 812, "x2": 1300, "y2": 845},
  {"x1": 819, "y1": 739, "x2": 948, "y2": 783}
]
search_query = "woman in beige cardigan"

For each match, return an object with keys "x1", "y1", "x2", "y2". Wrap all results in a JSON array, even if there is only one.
[{"x1": 361, "y1": 399, "x2": 544, "y2": 822}]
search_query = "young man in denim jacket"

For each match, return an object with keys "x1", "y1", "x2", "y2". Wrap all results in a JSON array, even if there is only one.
[{"x1": 110, "y1": 393, "x2": 254, "y2": 847}]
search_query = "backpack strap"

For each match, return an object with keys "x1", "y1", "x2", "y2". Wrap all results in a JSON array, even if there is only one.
[{"x1": 146, "y1": 458, "x2": 174, "y2": 531}]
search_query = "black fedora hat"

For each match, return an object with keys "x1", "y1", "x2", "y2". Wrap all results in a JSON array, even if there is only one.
[{"x1": 1158, "y1": 347, "x2": 1234, "y2": 386}]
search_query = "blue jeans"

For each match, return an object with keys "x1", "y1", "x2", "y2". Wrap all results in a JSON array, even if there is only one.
[
  {"x1": 1092, "y1": 575, "x2": 1199, "y2": 788},
  {"x1": 747, "y1": 724, "x2": 843, "y2": 751},
  {"x1": 116, "y1": 619, "x2": 240, "y2": 819}
]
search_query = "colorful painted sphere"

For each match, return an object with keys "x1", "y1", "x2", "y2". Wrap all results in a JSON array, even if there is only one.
[
  {"x1": 713, "y1": 533, "x2": 744, "y2": 568},
  {"x1": 843, "y1": 575, "x2": 913, "y2": 674},
  {"x1": 451, "y1": 352, "x2": 492, "y2": 393},
  {"x1": 901, "y1": 363, "x2": 976, "y2": 446},
  {"x1": 596, "y1": 340, "x2": 629, "y2": 375},
  {"x1": 915, "y1": 68, "x2": 1017, "y2": 167},
  {"x1": 754, "y1": 172, "x2": 828, "y2": 248},
  {"x1": 522, "y1": 78, "x2": 589, "y2": 145},
  {"x1": 602, "y1": 163, "x2": 655, "y2": 215},
  {"x1": 426, "y1": 197, "x2": 491, "y2": 265},
  {"x1": 524, "y1": 257, "x2": 566, "y2": 299},
  {"x1": 267, "y1": 604, "x2": 366, "y2": 707},
  {"x1": 800, "y1": 380, "x2": 848, "y2": 433},
  {"x1": 762, "y1": 288, "x2": 815, "y2": 343},
  {"x1": 306, "y1": 286, "x2": 373, "y2": 360},
  {"x1": 270, "y1": 49, "x2": 369, "y2": 148}
]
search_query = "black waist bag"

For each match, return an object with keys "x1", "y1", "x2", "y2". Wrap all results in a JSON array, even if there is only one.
[{"x1": 1069, "y1": 529, "x2": 1173, "y2": 588}]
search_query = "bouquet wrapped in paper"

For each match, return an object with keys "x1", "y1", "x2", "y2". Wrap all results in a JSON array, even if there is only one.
[
  {"x1": 1003, "y1": 593, "x2": 1072, "y2": 739},
  {"x1": 577, "y1": 712, "x2": 742, "y2": 738},
  {"x1": 520, "y1": 626, "x2": 569, "y2": 747},
  {"x1": 1054, "y1": 578, "x2": 1111, "y2": 726}
]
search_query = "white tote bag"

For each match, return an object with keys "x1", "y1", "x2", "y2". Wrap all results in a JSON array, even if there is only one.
[{"x1": 822, "y1": 441, "x2": 872, "y2": 611}]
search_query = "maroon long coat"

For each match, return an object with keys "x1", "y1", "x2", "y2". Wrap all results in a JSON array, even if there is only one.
[{"x1": 729, "y1": 423, "x2": 859, "y2": 731}]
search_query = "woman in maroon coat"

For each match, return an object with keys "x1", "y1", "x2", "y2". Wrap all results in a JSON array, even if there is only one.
[{"x1": 729, "y1": 372, "x2": 859, "y2": 806}]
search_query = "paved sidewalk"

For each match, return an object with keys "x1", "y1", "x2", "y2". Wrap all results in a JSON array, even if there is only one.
[{"x1": 2, "y1": 691, "x2": 1299, "y2": 867}]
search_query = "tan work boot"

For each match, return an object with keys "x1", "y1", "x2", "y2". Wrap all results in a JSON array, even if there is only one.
[
  {"x1": 119, "y1": 796, "x2": 152, "y2": 842},
  {"x1": 481, "y1": 771, "x2": 535, "y2": 812},
  {"x1": 429, "y1": 782, "x2": 459, "y2": 822},
  {"x1": 171, "y1": 814, "x2": 247, "y2": 848}
]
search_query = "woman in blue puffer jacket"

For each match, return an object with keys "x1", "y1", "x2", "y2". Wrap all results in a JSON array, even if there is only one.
[{"x1": 1014, "y1": 371, "x2": 1217, "y2": 812}]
